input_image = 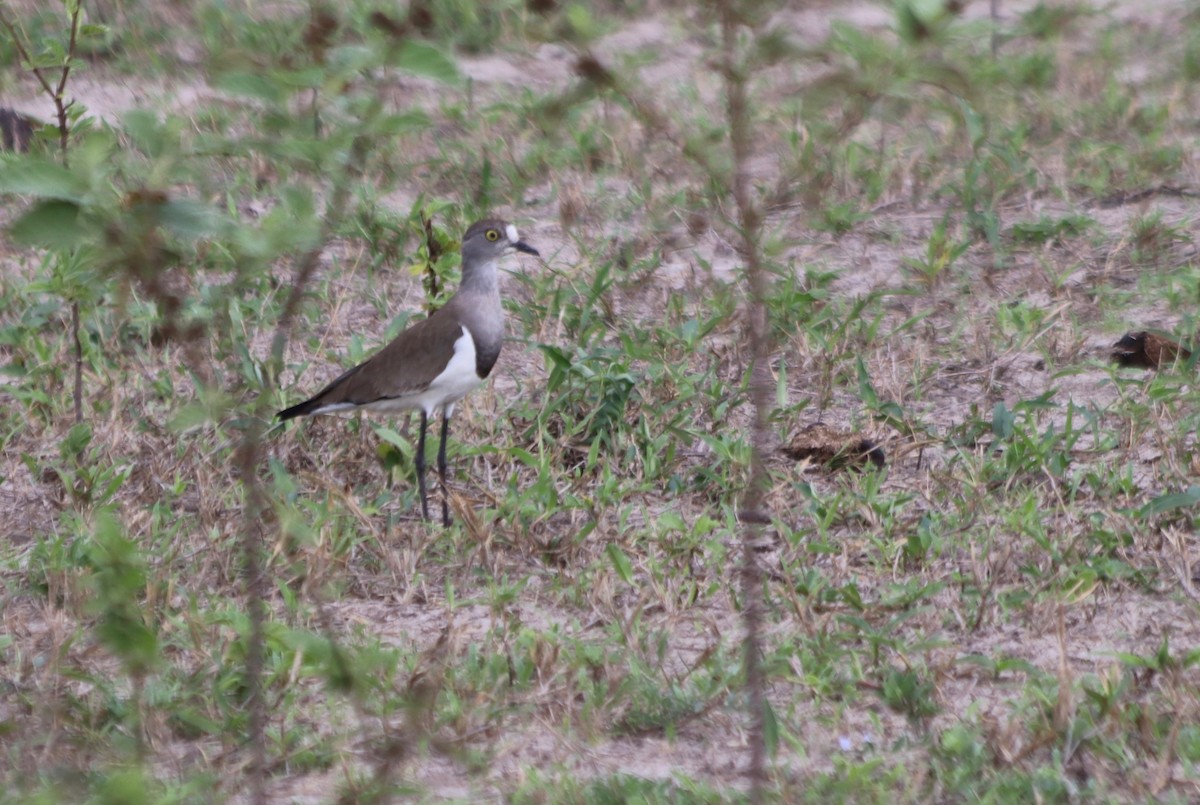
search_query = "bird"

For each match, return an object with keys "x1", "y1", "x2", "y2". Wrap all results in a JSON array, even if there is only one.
[
  {"x1": 0, "y1": 107, "x2": 37, "y2": 152},
  {"x1": 1111, "y1": 331, "x2": 1190, "y2": 370},
  {"x1": 277, "y1": 218, "x2": 540, "y2": 525}
]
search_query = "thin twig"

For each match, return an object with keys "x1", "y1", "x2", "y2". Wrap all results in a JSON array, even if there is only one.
[
  {"x1": 0, "y1": 2, "x2": 79, "y2": 163},
  {"x1": 71, "y1": 300, "x2": 82, "y2": 422},
  {"x1": 1, "y1": 1, "x2": 86, "y2": 422},
  {"x1": 990, "y1": 0, "x2": 999, "y2": 59},
  {"x1": 716, "y1": 2, "x2": 771, "y2": 798},
  {"x1": 234, "y1": 133, "x2": 373, "y2": 805},
  {"x1": 577, "y1": 8, "x2": 775, "y2": 793},
  {"x1": 53, "y1": 2, "x2": 81, "y2": 161}
]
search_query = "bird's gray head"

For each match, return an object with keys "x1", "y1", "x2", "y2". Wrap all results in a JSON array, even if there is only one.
[{"x1": 461, "y1": 218, "x2": 540, "y2": 268}]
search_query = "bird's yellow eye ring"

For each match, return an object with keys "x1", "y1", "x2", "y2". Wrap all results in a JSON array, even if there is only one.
[{"x1": 486, "y1": 229, "x2": 500, "y2": 241}]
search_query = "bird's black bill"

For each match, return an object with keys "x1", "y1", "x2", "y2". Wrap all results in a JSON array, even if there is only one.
[{"x1": 513, "y1": 240, "x2": 540, "y2": 256}]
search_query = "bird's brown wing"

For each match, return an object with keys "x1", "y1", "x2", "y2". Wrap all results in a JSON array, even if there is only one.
[{"x1": 297, "y1": 310, "x2": 466, "y2": 408}]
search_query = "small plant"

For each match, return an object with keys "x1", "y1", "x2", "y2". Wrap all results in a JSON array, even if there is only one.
[
  {"x1": 880, "y1": 666, "x2": 940, "y2": 724},
  {"x1": 1018, "y1": 1, "x2": 1090, "y2": 39},
  {"x1": 1129, "y1": 209, "x2": 1192, "y2": 265},
  {"x1": 902, "y1": 217, "x2": 971, "y2": 290},
  {"x1": 24, "y1": 422, "x2": 130, "y2": 509},
  {"x1": 1007, "y1": 213, "x2": 1095, "y2": 245},
  {"x1": 815, "y1": 200, "x2": 865, "y2": 235},
  {"x1": 0, "y1": 0, "x2": 108, "y2": 422},
  {"x1": 613, "y1": 672, "x2": 710, "y2": 737}
]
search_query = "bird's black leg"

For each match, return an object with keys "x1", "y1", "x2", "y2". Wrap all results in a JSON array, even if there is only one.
[
  {"x1": 416, "y1": 410, "x2": 430, "y2": 521},
  {"x1": 438, "y1": 412, "x2": 451, "y2": 526}
]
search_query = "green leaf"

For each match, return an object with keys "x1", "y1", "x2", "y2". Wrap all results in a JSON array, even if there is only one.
[
  {"x1": 392, "y1": 41, "x2": 461, "y2": 84},
  {"x1": 605, "y1": 543, "x2": 634, "y2": 585},
  {"x1": 24, "y1": 53, "x2": 65, "y2": 71},
  {"x1": 762, "y1": 700, "x2": 780, "y2": 757},
  {"x1": 98, "y1": 769, "x2": 153, "y2": 805},
  {"x1": 159, "y1": 198, "x2": 223, "y2": 239},
  {"x1": 61, "y1": 421, "x2": 93, "y2": 460},
  {"x1": 121, "y1": 109, "x2": 167, "y2": 157},
  {"x1": 508, "y1": 447, "x2": 539, "y2": 467},
  {"x1": 9, "y1": 199, "x2": 88, "y2": 247},
  {"x1": 96, "y1": 614, "x2": 158, "y2": 675},
  {"x1": 215, "y1": 71, "x2": 286, "y2": 104},
  {"x1": 278, "y1": 184, "x2": 316, "y2": 222},
  {"x1": 657, "y1": 511, "x2": 686, "y2": 532},
  {"x1": 0, "y1": 158, "x2": 87, "y2": 200},
  {"x1": 991, "y1": 402, "x2": 1014, "y2": 441},
  {"x1": 566, "y1": 3, "x2": 598, "y2": 41},
  {"x1": 169, "y1": 402, "x2": 213, "y2": 432},
  {"x1": 373, "y1": 425, "x2": 412, "y2": 452},
  {"x1": 370, "y1": 111, "x2": 433, "y2": 136},
  {"x1": 87, "y1": 510, "x2": 159, "y2": 675},
  {"x1": 1138, "y1": 486, "x2": 1200, "y2": 518},
  {"x1": 327, "y1": 45, "x2": 375, "y2": 76},
  {"x1": 275, "y1": 66, "x2": 328, "y2": 90},
  {"x1": 856, "y1": 356, "x2": 880, "y2": 407},
  {"x1": 1115, "y1": 651, "x2": 1155, "y2": 669},
  {"x1": 73, "y1": 127, "x2": 119, "y2": 175},
  {"x1": 836, "y1": 583, "x2": 865, "y2": 611},
  {"x1": 538, "y1": 344, "x2": 573, "y2": 369},
  {"x1": 169, "y1": 390, "x2": 235, "y2": 432}
]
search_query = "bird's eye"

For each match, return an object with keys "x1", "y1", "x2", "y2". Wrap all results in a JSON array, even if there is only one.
[{"x1": 486, "y1": 229, "x2": 500, "y2": 241}]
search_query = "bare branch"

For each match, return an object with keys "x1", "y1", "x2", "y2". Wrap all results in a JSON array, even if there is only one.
[
  {"x1": 578, "y1": 4, "x2": 777, "y2": 795},
  {"x1": 716, "y1": 1, "x2": 772, "y2": 798},
  {"x1": 235, "y1": 132, "x2": 373, "y2": 804},
  {"x1": 1, "y1": 2, "x2": 87, "y2": 421}
]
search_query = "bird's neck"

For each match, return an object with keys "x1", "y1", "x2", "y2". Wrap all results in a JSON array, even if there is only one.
[{"x1": 459, "y1": 258, "x2": 500, "y2": 296}]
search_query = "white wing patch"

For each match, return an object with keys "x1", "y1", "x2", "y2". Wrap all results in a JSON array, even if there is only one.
[
  {"x1": 426, "y1": 326, "x2": 483, "y2": 406},
  {"x1": 307, "y1": 401, "x2": 362, "y2": 417}
]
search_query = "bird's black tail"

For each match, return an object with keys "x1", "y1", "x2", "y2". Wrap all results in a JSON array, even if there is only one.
[
  {"x1": 276, "y1": 398, "x2": 321, "y2": 421},
  {"x1": 278, "y1": 363, "x2": 365, "y2": 421}
]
